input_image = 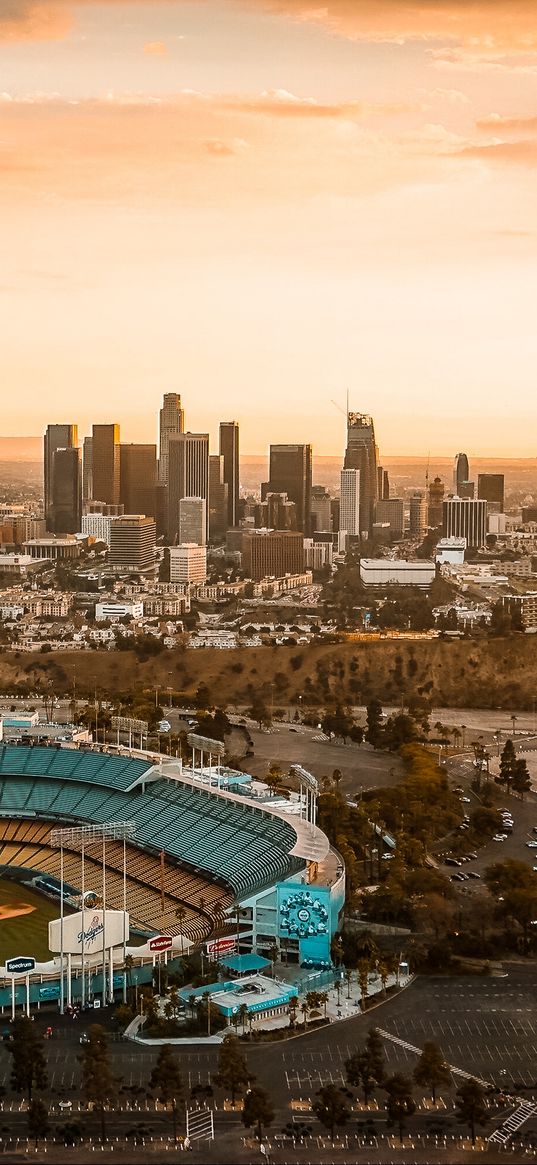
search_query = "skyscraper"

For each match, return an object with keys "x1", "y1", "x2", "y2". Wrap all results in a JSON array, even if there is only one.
[
  {"x1": 43, "y1": 424, "x2": 78, "y2": 529},
  {"x1": 339, "y1": 469, "x2": 360, "y2": 538},
  {"x1": 159, "y1": 393, "x2": 184, "y2": 484},
  {"x1": 428, "y1": 476, "x2": 445, "y2": 529},
  {"x1": 409, "y1": 492, "x2": 428, "y2": 539},
  {"x1": 82, "y1": 436, "x2": 93, "y2": 503},
  {"x1": 208, "y1": 454, "x2": 229, "y2": 542},
  {"x1": 453, "y1": 452, "x2": 470, "y2": 495},
  {"x1": 443, "y1": 498, "x2": 487, "y2": 548},
  {"x1": 219, "y1": 421, "x2": 240, "y2": 528},
  {"x1": 267, "y1": 444, "x2": 312, "y2": 534},
  {"x1": 179, "y1": 497, "x2": 206, "y2": 546},
  {"x1": 92, "y1": 424, "x2": 120, "y2": 506},
  {"x1": 167, "y1": 433, "x2": 209, "y2": 543},
  {"x1": 119, "y1": 444, "x2": 157, "y2": 518},
  {"x1": 51, "y1": 447, "x2": 82, "y2": 534},
  {"x1": 344, "y1": 413, "x2": 378, "y2": 538},
  {"x1": 478, "y1": 473, "x2": 505, "y2": 514},
  {"x1": 109, "y1": 514, "x2": 156, "y2": 571}
]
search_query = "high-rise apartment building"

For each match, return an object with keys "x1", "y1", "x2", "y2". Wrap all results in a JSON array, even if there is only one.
[
  {"x1": 339, "y1": 469, "x2": 361, "y2": 537},
  {"x1": 267, "y1": 445, "x2": 312, "y2": 535},
  {"x1": 208, "y1": 455, "x2": 229, "y2": 543},
  {"x1": 242, "y1": 530, "x2": 305, "y2": 582},
  {"x1": 443, "y1": 497, "x2": 487, "y2": 548},
  {"x1": 409, "y1": 492, "x2": 428, "y2": 539},
  {"x1": 219, "y1": 421, "x2": 240, "y2": 529},
  {"x1": 428, "y1": 476, "x2": 445, "y2": 528},
  {"x1": 44, "y1": 424, "x2": 78, "y2": 529},
  {"x1": 51, "y1": 447, "x2": 82, "y2": 534},
  {"x1": 179, "y1": 497, "x2": 206, "y2": 546},
  {"x1": 109, "y1": 515, "x2": 156, "y2": 571},
  {"x1": 453, "y1": 452, "x2": 470, "y2": 495},
  {"x1": 119, "y1": 444, "x2": 157, "y2": 519},
  {"x1": 92, "y1": 424, "x2": 120, "y2": 506},
  {"x1": 158, "y1": 393, "x2": 184, "y2": 484},
  {"x1": 344, "y1": 413, "x2": 378, "y2": 538},
  {"x1": 478, "y1": 473, "x2": 505, "y2": 514},
  {"x1": 167, "y1": 433, "x2": 209, "y2": 543}
]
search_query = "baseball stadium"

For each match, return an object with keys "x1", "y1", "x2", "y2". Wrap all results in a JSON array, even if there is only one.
[{"x1": 0, "y1": 739, "x2": 345, "y2": 1015}]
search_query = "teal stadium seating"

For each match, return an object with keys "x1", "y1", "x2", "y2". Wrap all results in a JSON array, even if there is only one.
[{"x1": 0, "y1": 746, "x2": 302, "y2": 898}]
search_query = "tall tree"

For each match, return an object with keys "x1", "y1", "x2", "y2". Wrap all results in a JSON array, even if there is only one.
[
  {"x1": 213, "y1": 1034, "x2": 250, "y2": 1106},
  {"x1": 27, "y1": 1097, "x2": 50, "y2": 1148},
  {"x1": 79, "y1": 1025, "x2": 119, "y2": 1144},
  {"x1": 512, "y1": 758, "x2": 531, "y2": 799},
  {"x1": 413, "y1": 1042, "x2": 451, "y2": 1103},
  {"x1": 455, "y1": 1079, "x2": 488, "y2": 1145},
  {"x1": 150, "y1": 1044, "x2": 183, "y2": 1142},
  {"x1": 366, "y1": 699, "x2": 384, "y2": 748},
  {"x1": 242, "y1": 1084, "x2": 274, "y2": 1141},
  {"x1": 312, "y1": 1084, "x2": 351, "y2": 1140},
  {"x1": 499, "y1": 739, "x2": 517, "y2": 793},
  {"x1": 384, "y1": 1073, "x2": 416, "y2": 1143},
  {"x1": 345, "y1": 1027, "x2": 385, "y2": 1104},
  {"x1": 6, "y1": 1016, "x2": 48, "y2": 1103}
]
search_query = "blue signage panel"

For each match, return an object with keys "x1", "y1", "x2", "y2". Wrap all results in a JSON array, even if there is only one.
[
  {"x1": 277, "y1": 883, "x2": 332, "y2": 968},
  {"x1": 6, "y1": 956, "x2": 36, "y2": 975}
]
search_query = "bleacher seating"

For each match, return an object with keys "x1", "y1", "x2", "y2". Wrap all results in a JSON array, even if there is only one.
[{"x1": 0, "y1": 745, "x2": 304, "y2": 909}]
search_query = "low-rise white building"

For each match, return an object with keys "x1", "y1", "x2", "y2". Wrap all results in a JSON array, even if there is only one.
[
  {"x1": 95, "y1": 600, "x2": 144, "y2": 621},
  {"x1": 360, "y1": 559, "x2": 435, "y2": 588}
]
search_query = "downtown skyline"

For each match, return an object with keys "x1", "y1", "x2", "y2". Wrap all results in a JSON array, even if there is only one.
[{"x1": 1, "y1": 1, "x2": 537, "y2": 454}]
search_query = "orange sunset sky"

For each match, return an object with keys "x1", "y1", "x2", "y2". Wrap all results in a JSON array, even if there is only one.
[{"x1": 1, "y1": 0, "x2": 536, "y2": 455}]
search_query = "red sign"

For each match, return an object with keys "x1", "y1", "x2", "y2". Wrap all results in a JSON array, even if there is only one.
[
  {"x1": 149, "y1": 935, "x2": 173, "y2": 952},
  {"x1": 206, "y1": 937, "x2": 236, "y2": 958}
]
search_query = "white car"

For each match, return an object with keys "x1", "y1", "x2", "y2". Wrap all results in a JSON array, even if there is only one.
[
  {"x1": 461, "y1": 796, "x2": 471, "y2": 804},
  {"x1": 492, "y1": 834, "x2": 507, "y2": 842},
  {"x1": 526, "y1": 841, "x2": 537, "y2": 849}
]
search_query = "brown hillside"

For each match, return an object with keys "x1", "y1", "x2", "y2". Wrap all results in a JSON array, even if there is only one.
[{"x1": 0, "y1": 637, "x2": 533, "y2": 710}]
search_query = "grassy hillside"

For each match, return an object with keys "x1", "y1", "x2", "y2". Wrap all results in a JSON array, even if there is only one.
[{"x1": 0, "y1": 636, "x2": 533, "y2": 710}]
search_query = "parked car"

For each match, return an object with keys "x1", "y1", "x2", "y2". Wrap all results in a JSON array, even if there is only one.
[
  {"x1": 445, "y1": 857, "x2": 462, "y2": 867},
  {"x1": 492, "y1": 834, "x2": 507, "y2": 842}
]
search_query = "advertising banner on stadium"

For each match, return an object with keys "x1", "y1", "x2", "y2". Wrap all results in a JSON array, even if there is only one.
[{"x1": 49, "y1": 910, "x2": 128, "y2": 955}]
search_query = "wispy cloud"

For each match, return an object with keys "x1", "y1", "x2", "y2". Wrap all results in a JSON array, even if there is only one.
[{"x1": 476, "y1": 113, "x2": 537, "y2": 134}]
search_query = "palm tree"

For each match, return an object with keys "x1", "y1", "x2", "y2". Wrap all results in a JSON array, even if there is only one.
[
  {"x1": 318, "y1": 991, "x2": 329, "y2": 1019},
  {"x1": 238, "y1": 1003, "x2": 249, "y2": 1034},
  {"x1": 300, "y1": 1000, "x2": 309, "y2": 1029},
  {"x1": 175, "y1": 905, "x2": 187, "y2": 956},
  {"x1": 511, "y1": 714, "x2": 518, "y2": 737},
  {"x1": 345, "y1": 968, "x2": 353, "y2": 999}
]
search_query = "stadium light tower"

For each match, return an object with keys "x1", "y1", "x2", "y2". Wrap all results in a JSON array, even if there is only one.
[{"x1": 51, "y1": 822, "x2": 136, "y2": 1013}]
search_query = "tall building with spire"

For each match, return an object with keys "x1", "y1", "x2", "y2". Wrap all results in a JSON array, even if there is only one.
[
  {"x1": 344, "y1": 412, "x2": 378, "y2": 538},
  {"x1": 158, "y1": 393, "x2": 184, "y2": 484}
]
